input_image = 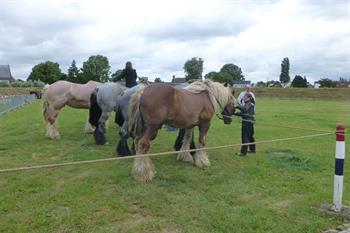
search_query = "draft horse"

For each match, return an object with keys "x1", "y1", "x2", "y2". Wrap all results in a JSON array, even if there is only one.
[
  {"x1": 128, "y1": 80, "x2": 235, "y2": 181},
  {"x1": 43, "y1": 80, "x2": 101, "y2": 139},
  {"x1": 88, "y1": 82, "x2": 126, "y2": 145}
]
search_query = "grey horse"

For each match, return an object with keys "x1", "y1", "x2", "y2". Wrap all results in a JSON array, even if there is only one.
[
  {"x1": 89, "y1": 82, "x2": 126, "y2": 145},
  {"x1": 114, "y1": 83, "x2": 147, "y2": 155}
]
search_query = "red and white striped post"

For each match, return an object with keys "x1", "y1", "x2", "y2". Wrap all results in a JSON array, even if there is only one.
[{"x1": 332, "y1": 124, "x2": 346, "y2": 212}]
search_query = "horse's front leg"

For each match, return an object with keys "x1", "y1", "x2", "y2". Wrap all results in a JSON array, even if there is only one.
[
  {"x1": 194, "y1": 123, "x2": 211, "y2": 168},
  {"x1": 94, "y1": 111, "x2": 110, "y2": 145},
  {"x1": 132, "y1": 125, "x2": 158, "y2": 182},
  {"x1": 177, "y1": 128, "x2": 194, "y2": 163}
]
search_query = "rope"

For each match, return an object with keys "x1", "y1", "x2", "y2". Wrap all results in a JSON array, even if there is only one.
[
  {"x1": 0, "y1": 132, "x2": 334, "y2": 174},
  {"x1": 218, "y1": 114, "x2": 335, "y2": 133}
]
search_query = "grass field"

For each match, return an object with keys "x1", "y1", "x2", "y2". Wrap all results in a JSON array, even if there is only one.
[{"x1": 0, "y1": 98, "x2": 349, "y2": 233}]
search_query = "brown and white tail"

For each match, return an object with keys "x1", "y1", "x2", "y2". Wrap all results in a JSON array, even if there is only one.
[{"x1": 128, "y1": 85, "x2": 146, "y2": 139}]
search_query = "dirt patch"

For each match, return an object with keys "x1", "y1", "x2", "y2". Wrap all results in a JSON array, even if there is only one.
[{"x1": 321, "y1": 204, "x2": 350, "y2": 233}]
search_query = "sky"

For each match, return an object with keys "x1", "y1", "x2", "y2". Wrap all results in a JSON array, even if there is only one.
[{"x1": 0, "y1": 0, "x2": 349, "y2": 83}]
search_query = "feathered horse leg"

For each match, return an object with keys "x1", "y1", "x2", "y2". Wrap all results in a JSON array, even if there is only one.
[
  {"x1": 132, "y1": 125, "x2": 158, "y2": 181},
  {"x1": 174, "y1": 128, "x2": 196, "y2": 155},
  {"x1": 177, "y1": 128, "x2": 194, "y2": 163},
  {"x1": 116, "y1": 121, "x2": 132, "y2": 156},
  {"x1": 194, "y1": 123, "x2": 210, "y2": 168},
  {"x1": 94, "y1": 111, "x2": 110, "y2": 145}
]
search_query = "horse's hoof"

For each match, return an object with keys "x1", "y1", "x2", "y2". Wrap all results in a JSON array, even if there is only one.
[
  {"x1": 132, "y1": 170, "x2": 155, "y2": 182},
  {"x1": 46, "y1": 133, "x2": 60, "y2": 140},
  {"x1": 177, "y1": 152, "x2": 194, "y2": 163},
  {"x1": 132, "y1": 158, "x2": 155, "y2": 182},
  {"x1": 194, "y1": 152, "x2": 210, "y2": 168}
]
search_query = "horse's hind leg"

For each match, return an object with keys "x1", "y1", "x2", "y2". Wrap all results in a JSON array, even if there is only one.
[
  {"x1": 46, "y1": 109, "x2": 60, "y2": 139},
  {"x1": 84, "y1": 114, "x2": 95, "y2": 134},
  {"x1": 194, "y1": 123, "x2": 210, "y2": 168},
  {"x1": 132, "y1": 125, "x2": 158, "y2": 181},
  {"x1": 177, "y1": 128, "x2": 194, "y2": 163}
]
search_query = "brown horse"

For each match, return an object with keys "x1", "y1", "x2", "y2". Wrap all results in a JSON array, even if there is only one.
[
  {"x1": 128, "y1": 80, "x2": 235, "y2": 181},
  {"x1": 43, "y1": 80, "x2": 101, "y2": 139}
]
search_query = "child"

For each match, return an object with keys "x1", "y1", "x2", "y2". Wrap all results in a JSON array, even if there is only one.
[{"x1": 234, "y1": 93, "x2": 255, "y2": 156}]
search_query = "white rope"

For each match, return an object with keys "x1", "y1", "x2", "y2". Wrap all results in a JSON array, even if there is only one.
[{"x1": 0, "y1": 132, "x2": 334, "y2": 174}]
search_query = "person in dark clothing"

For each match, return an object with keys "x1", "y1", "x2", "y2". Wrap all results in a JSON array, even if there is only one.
[
  {"x1": 233, "y1": 93, "x2": 256, "y2": 156},
  {"x1": 113, "y1": 61, "x2": 138, "y2": 88}
]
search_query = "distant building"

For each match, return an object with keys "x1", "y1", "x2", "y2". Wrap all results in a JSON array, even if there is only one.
[
  {"x1": 336, "y1": 78, "x2": 350, "y2": 88},
  {"x1": 267, "y1": 81, "x2": 282, "y2": 87},
  {"x1": 314, "y1": 81, "x2": 320, "y2": 89},
  {"x1": 307, "y1": 82, "x2": 314, "y2": 88},
  {"x1": 168, "y1": 75, "x2": 189, "y2": 88},
  {"x1": 232, "y1": 80, "x2": 251, "y2": 88},
  {"x1": 0, "y1": 65, "x2": 16, "y2": 83},
  {"x1": 171, "y1": 75, "x2": 186, "y2": 84}
]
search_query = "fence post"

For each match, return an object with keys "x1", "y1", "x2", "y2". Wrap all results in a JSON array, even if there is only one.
[{"x1": 332, "y1": 123, "x2": 346, "y2": 212}]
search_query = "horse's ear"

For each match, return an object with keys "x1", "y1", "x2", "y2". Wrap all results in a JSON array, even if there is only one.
[{"x1": 224, "y1": 82, "x2": 228, "y2": 87}]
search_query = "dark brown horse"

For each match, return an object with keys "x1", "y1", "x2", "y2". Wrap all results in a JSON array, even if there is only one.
[{"x1": 128, "y1": 80, "x2": 235, "y2": 181}]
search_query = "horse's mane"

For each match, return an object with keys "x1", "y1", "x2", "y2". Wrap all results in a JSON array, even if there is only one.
[{"x1": 185, "y1": 79, "x2": 230, "y2": 113}]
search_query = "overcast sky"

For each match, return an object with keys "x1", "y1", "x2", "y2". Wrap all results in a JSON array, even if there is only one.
[{"x1": 0, "y1": 0, "x2": 349, "y2": 82}]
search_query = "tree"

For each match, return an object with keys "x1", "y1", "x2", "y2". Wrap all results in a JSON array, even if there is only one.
[
  {"x1": 318, "y1": 78, "x2": 337, "y2": 88},
  {"x1": 256, "y1": 81, "x2": 267, "y2": 87},
  {"x1": 154, "y1": 77, "x2": 163, "y2": 83},
  {"x1": 279, "y1": 57, "x2": 290, "y2": 84},
  {"x1": 111, "y1": 69, "x2": 123, "y2": 81},
  {"x1": 183, "y1": 57, "x2": 204, "y2": 81},
  {"x1": 67, "y1": 60, "x2": 81, "y2": 83},
  {"x1": 60, "y1": 73, "x2": 68, "y2": 81},
  {"x1": 205, "y1": 71, "x2": 233, "y2": 85},
  {"x1": 219, "y1": 63, "x2": 244, "y2": 82},
  {"x1": 81, "y1": 55, "x2": 110, "y2": 83},
  {"x1": 291, "y1": 75, "x2": 307, "y2": 88},
  {"x1": 205, "y1": 63, "x2": 244, "y2": 85},
  {"x1": 27, "y1": 61, "x2": 63, "y2": 84}
]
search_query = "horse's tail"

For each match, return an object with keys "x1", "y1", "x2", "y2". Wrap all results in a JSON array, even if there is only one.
[
  {"x1": 128, "y1": 86, "x2": 146, "y2": 139},
  {"x1": 42, "y1": 90, "x2": 50, "y2": 124},
  {"x1": 89, "y1": 89, "x2": 102, "y2": 127}
]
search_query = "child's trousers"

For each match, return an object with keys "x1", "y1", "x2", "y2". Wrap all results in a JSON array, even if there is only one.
[{"x1": 240, "y1": 121, "x2": 255, "y2": 154}]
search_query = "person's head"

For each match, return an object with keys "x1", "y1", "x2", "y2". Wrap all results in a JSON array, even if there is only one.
[
  {"x1": 125, "y1": 61, "x2": 132, "y2": 70},
  {"x1": 244, "y1": 93, "x2": 254, "y2": 103},
  {"x1": 245, "y1": 84, "x2": 252, "y2": 92}
]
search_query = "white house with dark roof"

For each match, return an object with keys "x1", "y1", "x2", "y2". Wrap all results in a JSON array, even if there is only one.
[
  {"x1": 232, "y1": 80, "x2": 251, "y2": 88},
  {"x1": 0, "y1": 65, "x2": 16, "y2": 83}
]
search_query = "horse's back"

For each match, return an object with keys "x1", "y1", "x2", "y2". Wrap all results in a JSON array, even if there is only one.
[
  {"x1": 96, "y1": 83, "x2": 125, "y2": 111},
  {"x1": 140, "y1": 84, "x2": 175, "y2": 124},
  {"x1": 46, "y1": 80, "x2": 100, "y2": 108},
  {"x1": 140, "y1": 83, "x2": 214, "y2": 128}
]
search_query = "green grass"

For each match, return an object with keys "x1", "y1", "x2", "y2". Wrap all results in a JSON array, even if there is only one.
[{"x1": 0, "y1": 98, "x2": 349, "y2": 233}]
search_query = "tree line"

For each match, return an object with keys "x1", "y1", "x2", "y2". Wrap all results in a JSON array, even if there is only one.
[
  {"x1": 26, "y1": 55, "x2": 346, "y2": 88},
  {"x1": 27, "y1": 55, "x2": 117, "y2": 84}
]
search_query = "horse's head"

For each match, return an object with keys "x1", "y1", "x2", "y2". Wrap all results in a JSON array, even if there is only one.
[
  {"x1": 221, "y1": 89, "x2": 235, "y2": 124},
  {"x1": 138, "y1": 77, "x2": 150, "y2": 85}
]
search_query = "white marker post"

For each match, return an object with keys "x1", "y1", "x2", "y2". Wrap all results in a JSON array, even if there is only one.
[{"x1": 332, "y1": 124, "x2": 346, "y2": 212}]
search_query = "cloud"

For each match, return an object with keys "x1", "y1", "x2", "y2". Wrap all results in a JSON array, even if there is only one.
[{"x1": 0, "y1": 0, "x2": 348, "y2": 82}]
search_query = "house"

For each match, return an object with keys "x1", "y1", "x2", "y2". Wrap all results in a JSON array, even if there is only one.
[
  {"x1": 167, "y1": 75, "x2": 189, "y2": 88},
  {"x1": 232, "y1": 80, "x2": 251, "y2": 88},
  {"x1": 336, "y1": 78, "x2": 350, "y2": 88},
  {"x1": 314, "y1": 81, "x2": 320, "y2": 89},
  {"x1": 267, "y1": 80, "x2": 282, "y2": 87},
  {"x1": 0, "y1": 65, "x2": 16, "y2": 83},
  {"x1": 171, "y1": 75, "x2": 186, "y2": 85}
]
